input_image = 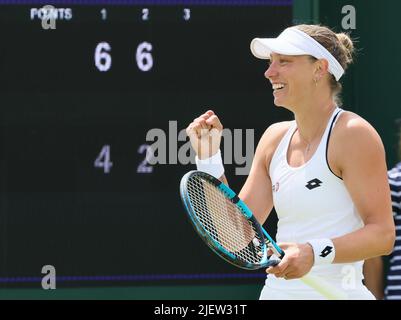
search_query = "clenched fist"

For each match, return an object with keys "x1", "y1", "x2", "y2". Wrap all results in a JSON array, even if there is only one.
[{"x1": 186, "y1": 110, "x2": 223, "y2": 160}]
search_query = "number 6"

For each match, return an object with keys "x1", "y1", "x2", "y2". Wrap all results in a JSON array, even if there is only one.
[{"x1": 136, "y1": 42, "x2": 153, "y2": 72}]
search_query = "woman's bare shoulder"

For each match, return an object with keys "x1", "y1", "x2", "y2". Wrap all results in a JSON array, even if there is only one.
[{"x1": 256, "y1": 120, "x2": 294, "y2": 166}]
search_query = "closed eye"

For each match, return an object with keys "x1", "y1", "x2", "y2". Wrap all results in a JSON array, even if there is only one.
[
  {"x1": 267, "y1": 57, "x2": 291, "y2": 67},
  {"x1": 279, "y1": 59, "x2": 290, "y2": 65}
]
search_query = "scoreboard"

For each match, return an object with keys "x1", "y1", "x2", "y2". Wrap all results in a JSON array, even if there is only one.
[{"x1": 0, "y1": 0, "x2": 292, "y2": 288}]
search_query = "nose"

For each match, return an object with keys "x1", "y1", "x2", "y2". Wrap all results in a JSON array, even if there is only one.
[{"x1": 265, "y1": 61, "x2": 277, "y2": 80}]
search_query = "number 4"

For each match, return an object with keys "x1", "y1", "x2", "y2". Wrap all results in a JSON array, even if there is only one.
[{"x1": 94, "y1": 145, "x2": 113, "y2": 174}]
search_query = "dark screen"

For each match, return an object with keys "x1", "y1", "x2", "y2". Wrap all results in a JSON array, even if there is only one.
[{"x1": 0, "y1": 1, "x2": 292, "y2": 288}]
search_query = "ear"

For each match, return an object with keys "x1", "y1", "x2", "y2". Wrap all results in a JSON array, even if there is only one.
[{"x1": 315, "y1": 59, "x2": 329, "y2": 79}]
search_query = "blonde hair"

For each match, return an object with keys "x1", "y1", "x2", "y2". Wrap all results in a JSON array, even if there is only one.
[{"x1": 295, "y1": 24, "x2": 355, "y2": 105}]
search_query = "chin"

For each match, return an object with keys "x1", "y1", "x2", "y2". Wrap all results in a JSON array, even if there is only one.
[
  {"x1": 273, "y1": 99, "x2": 293, "y2": 112},
  {"x1": 273, "y1": 98, "x2": 286, "y2": 108}
]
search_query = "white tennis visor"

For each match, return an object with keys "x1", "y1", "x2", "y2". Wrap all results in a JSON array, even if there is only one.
[{"x1": 250, "y1": 27, "x2": 344, "y2": 81}]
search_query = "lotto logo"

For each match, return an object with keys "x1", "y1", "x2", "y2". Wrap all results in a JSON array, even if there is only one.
[
  {"x1": 305, "y1": 178, "x2": 323, "y2": 190},
  {"x1": 320, "y1": 246, "x2": 333, "y2": 258}
]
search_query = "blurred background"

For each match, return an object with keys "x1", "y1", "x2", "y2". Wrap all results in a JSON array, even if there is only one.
[{"x1": 0, "y1": 0, "x2": 399, "y2": 299}]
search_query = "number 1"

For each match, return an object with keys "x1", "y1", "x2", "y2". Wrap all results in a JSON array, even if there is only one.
[{"x1": 101, "y1": 8, "x2": 107, "y2": 20}]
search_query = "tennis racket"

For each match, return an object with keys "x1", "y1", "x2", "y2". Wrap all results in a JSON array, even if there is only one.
[{"x1": 180, "y1": 170, "x2": 348, "y2": 300}]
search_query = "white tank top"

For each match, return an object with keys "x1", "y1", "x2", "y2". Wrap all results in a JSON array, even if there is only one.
[{"x1": 267, "y1": 107, "x2": 364, "y2": 289}]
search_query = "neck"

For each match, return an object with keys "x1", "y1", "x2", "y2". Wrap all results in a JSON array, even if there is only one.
[{"x1": 293, "y1": 96, "x2": 337, "y2": 143}]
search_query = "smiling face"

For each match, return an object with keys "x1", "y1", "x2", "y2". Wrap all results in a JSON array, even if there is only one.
[{"x1": 265, "y1": 53, "x2": 320, "y2": 110}]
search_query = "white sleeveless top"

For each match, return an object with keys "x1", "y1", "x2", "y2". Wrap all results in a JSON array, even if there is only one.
[{"x1": 266, "y1": 107, "x2": 364, "y2": 289}]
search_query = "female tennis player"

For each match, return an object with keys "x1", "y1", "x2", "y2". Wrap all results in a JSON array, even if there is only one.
[{"x1": 185, "y1": 24, "x2": 395, "y2": 299}]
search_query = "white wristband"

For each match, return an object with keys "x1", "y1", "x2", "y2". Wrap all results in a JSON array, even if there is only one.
[
  {"x1": 307, "y1": 239, "x2": 335, "y2": 266},
  {"x1": 195, "y1": 149, "x2": 225, "y2": 179}
]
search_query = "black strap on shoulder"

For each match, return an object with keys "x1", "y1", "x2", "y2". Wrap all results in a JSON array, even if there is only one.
[{"x1": 326, "y1": 110, "x2": 343, "y2": 180}]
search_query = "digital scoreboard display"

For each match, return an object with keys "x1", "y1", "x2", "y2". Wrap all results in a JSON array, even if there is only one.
[{"x1": 0, "y1": 0, "x2": 292, "y2": 288}]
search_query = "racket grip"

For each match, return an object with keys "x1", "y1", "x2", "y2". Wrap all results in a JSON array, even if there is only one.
[
  {"x1": 268, "y1": 243, "x2": 284, "y2": 260},
  {"x1": 301, "y1": 274, "x2": 348, "y2": 300},
  {"x1": 262, "y1": 229, "x2": 285, "y2": 259},
  {"x1": 260, "y1": 220, "x2": 347, "y2": 299}
]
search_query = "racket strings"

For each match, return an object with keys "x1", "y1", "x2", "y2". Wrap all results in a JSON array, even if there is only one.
[{"x1": 187, "y1": 175, "x2": 265, "y2": 264}]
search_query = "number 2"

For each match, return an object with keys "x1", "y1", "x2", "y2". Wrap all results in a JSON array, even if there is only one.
[
  {"x1": 137, "y1": 144, "x2": 153, "y2": 173},
  {"x1": 142, "y1": 8, "x2": 149, "y2": 21}
]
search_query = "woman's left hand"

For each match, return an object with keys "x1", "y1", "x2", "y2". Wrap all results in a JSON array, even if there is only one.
[{"x1": 266, "y1": 242, "x2": 315, "y2": 280}]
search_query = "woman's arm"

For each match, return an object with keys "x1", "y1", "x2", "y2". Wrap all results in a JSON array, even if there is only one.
[
  {"x1": 186, "y1": 110, "x2": 291, "y2": 225},
  {"x1": 239, "y1": 121, "x2": 292, "y2": 225},
  {"x1": 330, "y1": 114, "x2": 395, "y2": 262},
  {"x1": 266, "y1": 113, "x2": 395, "y2": 280},
  {"x1": 363, "y1": 257, "x2": 384, "y2": 300}
]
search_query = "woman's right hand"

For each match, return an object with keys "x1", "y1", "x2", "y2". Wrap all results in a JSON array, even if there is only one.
[{"x1": 185, "y1": 110, "x2": 223, "y2": 160}]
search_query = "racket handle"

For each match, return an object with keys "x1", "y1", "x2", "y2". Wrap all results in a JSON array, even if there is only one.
[
  {"x1": 263, "y1": 234, "x2": 348, "y2": 299},
  {"x1": 262, "y1": 229, "x2": 285, "y2": 258},
  {"x1": 301, "y1": 274, "x2": 348, "y2": 300},
  {"x1": 260, "y1": 219, "x2": 347, "y2": 299}
]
